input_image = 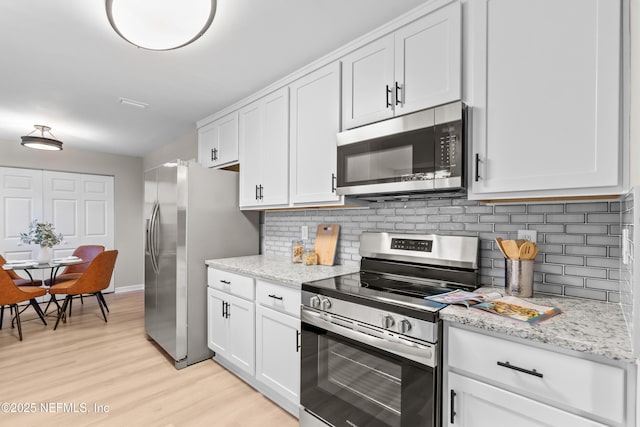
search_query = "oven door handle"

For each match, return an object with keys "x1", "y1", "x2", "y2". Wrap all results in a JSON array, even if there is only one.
[{"x1": 301, "y1": 307, "x2": 436, "y2": 368}]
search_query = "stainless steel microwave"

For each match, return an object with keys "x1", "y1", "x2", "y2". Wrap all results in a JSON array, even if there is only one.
[{"x1": 336, "y1": 101, "x2": 465, "y2": 198}]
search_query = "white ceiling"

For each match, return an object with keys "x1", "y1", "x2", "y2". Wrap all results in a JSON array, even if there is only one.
[{"x1": 0, "y1": 0, "x2": 426, "y2": 157}]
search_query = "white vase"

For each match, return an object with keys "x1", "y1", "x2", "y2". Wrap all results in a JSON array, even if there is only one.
[{"x1": 37, "y1": 245, "x2": 51, "y2": 264}]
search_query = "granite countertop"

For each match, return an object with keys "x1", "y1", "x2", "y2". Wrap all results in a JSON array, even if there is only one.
[
  {"x1": 205, "y1": 254, "x2": 360, "y2": 287},
  {"x1": 440, "y1": 287, "x2": 634, "y2": 363}
]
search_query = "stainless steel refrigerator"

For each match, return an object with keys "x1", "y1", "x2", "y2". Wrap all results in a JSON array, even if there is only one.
[{"x1": 144, "y1": 160, "x2": 259, "y2": 369}]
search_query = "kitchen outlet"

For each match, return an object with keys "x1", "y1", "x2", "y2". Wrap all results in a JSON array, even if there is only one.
[
  {"x1": 301, "y1": 225, "x2": 308, "y2": 240},
  {"x1": 517, "y1": 229, "x2": 537, "y2": 242}
]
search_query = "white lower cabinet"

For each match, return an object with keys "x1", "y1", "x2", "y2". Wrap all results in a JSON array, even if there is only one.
[
  {"x1": 207, "y1": 268, "x2": 300, "y2": 417},
  {"x1": 255, "y1": 305, "x2": 300, "y2": 406},
  {"x1": 207, "y1": 287, "x2": 255, "y2": 376},
  {"x1": 447, "y1": 372, "x2": 606, "y2": 427},
  {"x1": 444, "y1": 324, "x2": 633, "y2": 427}
]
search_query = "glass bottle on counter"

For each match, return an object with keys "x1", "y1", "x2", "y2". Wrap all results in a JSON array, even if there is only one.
[{"x1": 292, "y1": 240, "x2": 305, "y2": 263}]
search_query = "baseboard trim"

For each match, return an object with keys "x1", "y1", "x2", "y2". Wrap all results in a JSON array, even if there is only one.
[{"x1": 114, "y1": 284, "x2": 144, "y2": 294}]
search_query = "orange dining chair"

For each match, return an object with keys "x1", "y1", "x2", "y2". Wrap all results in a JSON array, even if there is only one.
[
  {"x1": 44, "y1": 245, "x2": 105, "y2": 286},
  {"x1": 0, "y1": 268, "x2": 47, "y2": 340},
  {"x1": 0, "y1": 255, "x2": 43, "y2": 287},
  {"x1": 49, "y1": 250, "x2": 118, "y2": 330},
  {"x1": 43, "y1": 245, "x2": 105, "y2": 314}
]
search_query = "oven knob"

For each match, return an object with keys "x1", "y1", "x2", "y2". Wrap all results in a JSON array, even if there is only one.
[
  {"x1": 309, "y1": 296, "x2": 321, "y2": 309},
  {"x1": 382, "y1": 315, "x2": 395, "y2": 329},
  {"x1": 320, "y1": 297, "x2": 332, "y2": 311},
  {"x1": 399, "y1": 320, "x2": 412, "y2": 334}
]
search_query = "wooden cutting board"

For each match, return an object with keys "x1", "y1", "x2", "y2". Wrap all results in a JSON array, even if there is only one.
[{"x1": 314, "y1": 224, "x2": 340, "y2": 266}]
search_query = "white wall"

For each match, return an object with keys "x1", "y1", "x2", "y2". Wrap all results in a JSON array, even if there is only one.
[
  {"x1": 0, "y1": 140, "x2": 144, "y2": 289},
  {"x1": 142, "y1": 128, "x2": 197, "y2": 171}
]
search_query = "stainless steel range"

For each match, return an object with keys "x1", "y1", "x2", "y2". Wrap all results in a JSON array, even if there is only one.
[{"x1": 299, "y1": 232, "x2": 479, "y2": 427}]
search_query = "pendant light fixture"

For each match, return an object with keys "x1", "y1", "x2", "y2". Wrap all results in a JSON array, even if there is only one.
[
  {"x1": 105, "y1": 0, "x2": 217, "y2": 51},
  {"x1": 20, "y1": 125, "x2": 63, "y2": 151}
]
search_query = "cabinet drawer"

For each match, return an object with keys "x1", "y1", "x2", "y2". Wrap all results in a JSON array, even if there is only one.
[
  {"x1": 256, "y1": 280, "x2": 300, "y2": 318},
  {"x1": 447, "y1": 326, "x2": 625, "y2": 425},
  {"x1": 208, "y1": 268, "x2": 254, "y2": 300}
]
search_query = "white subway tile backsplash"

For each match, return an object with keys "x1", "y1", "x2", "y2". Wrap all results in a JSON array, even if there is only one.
[{"x1": 262, "y1": 198, "x2": 621, "y2": 302}]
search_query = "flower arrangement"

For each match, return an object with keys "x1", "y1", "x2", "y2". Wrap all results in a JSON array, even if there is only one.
[{"x1": 19, "y1": 220, "x2": 63, "y2": 248}]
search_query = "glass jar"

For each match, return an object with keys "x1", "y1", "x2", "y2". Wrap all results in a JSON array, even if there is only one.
[
  {"x1": 292, "y1": 240, "x2": 305, "y2": 263},
  {"x1": 305, "y1": 247, "x2": 318, "y2": 265}
]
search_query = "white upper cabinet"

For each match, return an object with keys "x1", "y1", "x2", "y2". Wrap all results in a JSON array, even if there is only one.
[
  {"x1": 239, "y1": 88, "x2": 290, "y2": 209},
  {"x1": 289, "y1": 62, "x2": 343, "y2": 206},
  {"x1": 342, "y1": 35, "x2": 395, "y2": 129},
  {"x1": 198, "y1": 112, "x2": 239, "y2": 168},
  {"x1": 342, "y1": 0, "x2": 461, "y2": 130},
  {"x1": 468, "y1": 0, "x2": 623, "y2": 199}
]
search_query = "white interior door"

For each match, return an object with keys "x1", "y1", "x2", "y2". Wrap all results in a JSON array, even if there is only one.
[
  {"x1": 0, "y1": 167, "x2": 44, "y2": 263},
  {"x1": 43, "y1": 171, "x2": 115, "y2": 291}
]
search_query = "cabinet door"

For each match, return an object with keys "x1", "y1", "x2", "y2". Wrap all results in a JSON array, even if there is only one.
[
  {"x1": 259, "y1": 87, "x2": 290, "y2": 207},
  {"x1": 227, "y1": 293, "x2": 256, "y2": 376},
  {"x1": 198, "y1": 112, "x2": 239, "y2": 168},
  {"x1": 238, "y1": 102, "x2": 263, "y2": 208},
  {"x1": 290, "y1": 62, "x2": 342, "y2": 205},
  {"x1": 198, "y1": 120, "x2": 219, "y2": 168},
  {"x1": 469, "y1": 0, "x2": 622, "y2": 199},
  {"x1": 207, "y1": 288, "x2": 229, "y2": 355},
  {"x1": 215, "y1": 112, "x2": 239, "y2": 167},
  {"x1": 342, "y1": 35, "x2": 395, "y2": 129},
  {"x1": 255, "y1": 305, "x2": 300, "y2": 405},
  {"x1": 447, "y1": 372, "x2": 608, "y2": 427},
  {"x1": 395, "y1": 1, "x2": 461, "y2": 115}
]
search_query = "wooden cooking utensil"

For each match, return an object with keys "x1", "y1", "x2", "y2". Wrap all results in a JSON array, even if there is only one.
[
  {"x1": 495, "y1": 238, "x2": 508, "y2": 258},
  {"x1": 502, "y1": 240, "x2": 521, "y2": 259},
  {"x1": 518, "y1": 241, "x2": 537, "y2": 260}
]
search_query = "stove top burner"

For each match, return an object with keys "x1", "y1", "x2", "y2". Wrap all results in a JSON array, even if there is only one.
[
  {"x1": 358, "y1": 271, "x2": 455, "y2": 298},
  {"x1": 301, "y1": 270, "x2": 467, "y2": 320}
]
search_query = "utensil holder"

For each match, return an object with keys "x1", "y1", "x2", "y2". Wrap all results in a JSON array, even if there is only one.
[{"x1": 505, "y1": 259, "x2": 534, "y2": 298}]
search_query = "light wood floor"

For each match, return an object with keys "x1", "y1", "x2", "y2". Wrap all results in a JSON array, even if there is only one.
[{"x1": 0, "y1": 291, "x2": 298, "y2": 427}]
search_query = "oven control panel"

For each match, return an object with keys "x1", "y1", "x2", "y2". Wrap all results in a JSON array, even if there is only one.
[
  {"x1": 302, "y1": 290, "x2": 438, "y2": 344},
  {"x1": 390, "y1": 238, "x2": 433, "y2": 252}
]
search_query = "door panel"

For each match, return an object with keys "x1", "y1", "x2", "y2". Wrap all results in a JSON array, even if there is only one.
[
  {"x1": 144, "y1": 168, "x2": 158, "y2": 341},
  {"x1": 0, "y1": 167, "x2": 44, "y2": 261},
  {"x1": 44, "y1": 171, "x2": 115, "y2": 291},
  {"x1": 155, "y1": 165, "x2": 179, "y2": 360},
  {"x1": 256, "y1": 305, "x2": 300, "y2": 402},
  {"x1": 290, "y1": 62, "x2": 341, "y2": 204},
  {"x1": 260, "y1": 87, "x2": 290, "y2": 206}
]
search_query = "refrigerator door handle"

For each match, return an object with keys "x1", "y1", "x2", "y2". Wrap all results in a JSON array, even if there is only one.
[{"x1": 149, "y1": 201, "x2": 160, "y2": 275}]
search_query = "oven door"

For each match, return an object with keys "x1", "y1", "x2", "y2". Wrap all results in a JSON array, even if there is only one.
[{"x1": 300, "y1": 308, "x2": 438, "y2": 427}]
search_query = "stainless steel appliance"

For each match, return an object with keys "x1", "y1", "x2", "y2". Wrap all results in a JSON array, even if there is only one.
[
  {"x1": 336, "y1": 101, "x2": 465, "y2": 199},
  {"x1": 300, "y1": 232, "x2": 479, "y2": 427},
  {"x1": 144, "y1": 160, "x2": 259, "y2": 369}
]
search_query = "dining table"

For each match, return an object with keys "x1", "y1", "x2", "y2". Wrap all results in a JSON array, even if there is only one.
[{"x1": 2, "y1": 257, "x2": 86, "y2": 320}]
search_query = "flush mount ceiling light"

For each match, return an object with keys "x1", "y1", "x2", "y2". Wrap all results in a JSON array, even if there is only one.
[
  {"x1": 105, "y1": 0, "x2": 217, "y2": 51},
  {"x1": 20, "y1": 125, "x2": 63, "y2": 151}
]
